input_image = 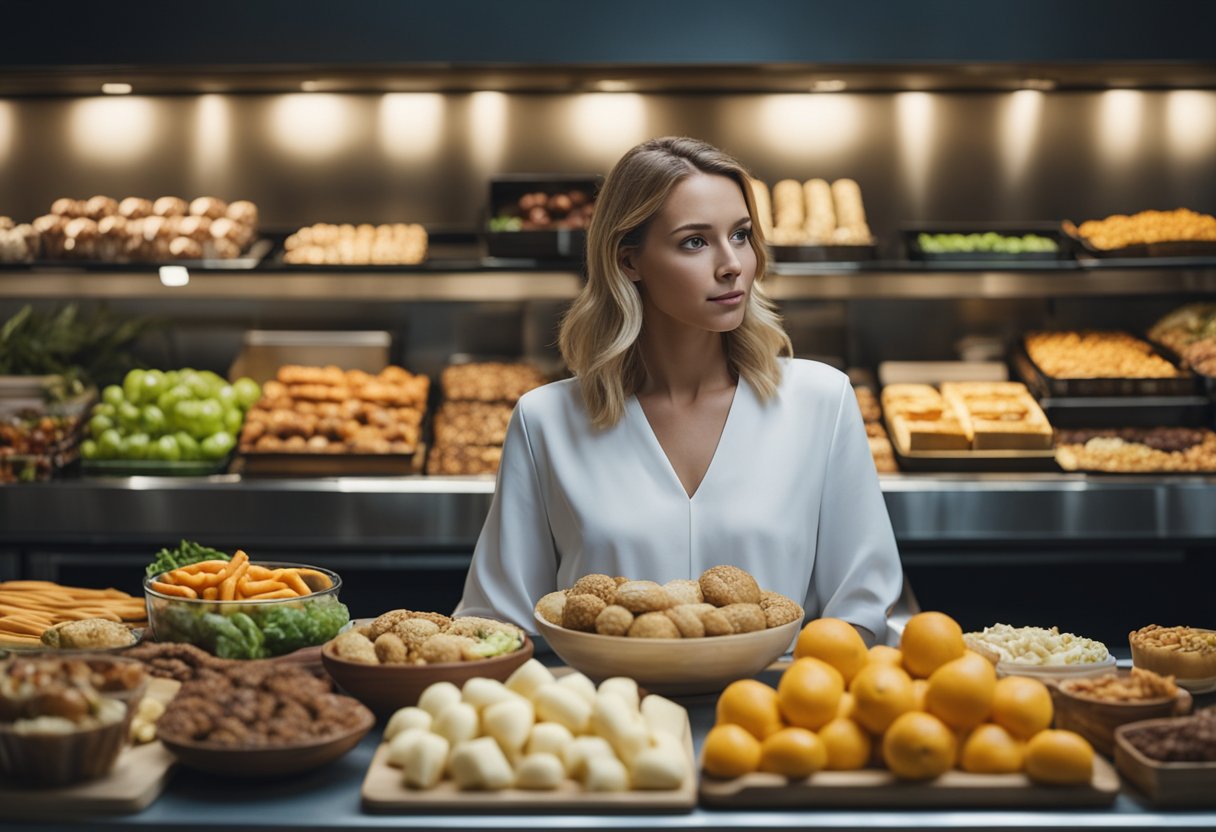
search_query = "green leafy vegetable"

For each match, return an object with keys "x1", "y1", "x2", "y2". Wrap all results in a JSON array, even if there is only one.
[
  {"x1": 151, "y1": 595, "x2": 349, "y2": 659},
  {"x1": 147, "y1": 540, "x2": 231, "y2": 577}
]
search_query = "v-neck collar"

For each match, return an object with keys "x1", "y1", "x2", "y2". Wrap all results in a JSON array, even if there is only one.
[{"x1": 628, "y1": 376, "x2": 749, "y2": 502}]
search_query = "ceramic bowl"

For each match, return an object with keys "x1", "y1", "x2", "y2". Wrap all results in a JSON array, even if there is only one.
[
  {"x1": 533, "y1": 614, "x2": 800, "y2": 696},
  {"x1": 321, "y1": 636, "x2": 534, "y2": 716},
  {"x1": 994, "y1": 655, "x2": 1117, "y2": 682},
  {"x1": 158, "y1": 704, "x2": 374, "y2": 778},
  {"x1": 0, "y1": 700, "x2": 128, "y2": 786},
  {"x1": 1052, "y1": 672, "x2": 1192, "y2": 757}
]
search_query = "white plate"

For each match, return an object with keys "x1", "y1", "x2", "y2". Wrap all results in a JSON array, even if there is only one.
[{"x1": 996, "y1": 656, "x2": 1117, "y2": 681}]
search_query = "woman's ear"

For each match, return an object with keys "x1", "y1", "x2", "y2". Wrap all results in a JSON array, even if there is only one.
[{"x1": 619, "y1": 248, "x2": 641, "y2": 283}]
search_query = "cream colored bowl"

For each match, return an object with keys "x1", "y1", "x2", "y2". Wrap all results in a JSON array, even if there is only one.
[{"x1": 534, "y1": 613, "x2": 799, "y2": 696}]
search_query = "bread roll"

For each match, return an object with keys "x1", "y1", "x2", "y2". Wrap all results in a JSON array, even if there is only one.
[
  {"x1": 772, "y1": 179, "x2": 805, "y2": 230},
  {"x1": 804, "y1": 179, "x2": 836, "y2": 244},
  {"x1": 153, "y1": 196, "x2": 188, "y2": 217},
  {"x1": 747, "y1": 178, "x2": 773, "y2": 239}
]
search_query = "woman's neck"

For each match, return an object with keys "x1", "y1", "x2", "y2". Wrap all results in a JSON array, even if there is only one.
[{"x1": 636, "y1": 309, "x2": 734, "y2": 402}]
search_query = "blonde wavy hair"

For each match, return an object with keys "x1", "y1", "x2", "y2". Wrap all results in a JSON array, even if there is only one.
[{"x1": 559, "y1": 136, "x2": 792, "y2": 429}]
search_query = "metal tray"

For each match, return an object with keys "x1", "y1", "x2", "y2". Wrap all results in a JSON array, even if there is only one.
[
  {"x1": 1039, "y1": 395, "x2": 1213, "y2": 428},
  {"x1": 0, "y1": 238, "x2": 274, "y2": 271},
  {"x1": 769, "y1": 243, "x2": 877, "y2": 263},
  {"x1": 904, "y1": 222, "x2": 1073, "y2": 263},
  {"x1": 1014, "y1": 340, "x2": 1200, "y2": 398},
  {"x1": 236, "y1": 447, "x2": 424, "y2": 477},
  {"x1": 884, "y1": 415, "x2": 1059, "y2": 473},
  {"x1": 484, "y1": 229, "x2": 586, "y2": 261},
  {"x1": 1062, "y1": 221, "x2": 1216, "y2": 259}
]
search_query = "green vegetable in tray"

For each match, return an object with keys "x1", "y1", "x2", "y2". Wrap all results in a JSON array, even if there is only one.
[
  {"x1": 917, "y1": 232, "x2": 1058, "y2": 255},
  {"x1": 259, "y1": 598, "x2": 351, "y2": 656},
  {"x1": 465, "y1": 629, "x2": 524, "y2": 659},
  {"x1": 146, "y1": 539, "x2": 232, "y2": 577},
  {"x1": 152, "y1": 593, "x2": 350, "y2": 659}
]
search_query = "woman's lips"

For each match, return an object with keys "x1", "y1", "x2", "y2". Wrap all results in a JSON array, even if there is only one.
[{"x1": 709, "y1": 291, "x2": 744, "y2": 305}]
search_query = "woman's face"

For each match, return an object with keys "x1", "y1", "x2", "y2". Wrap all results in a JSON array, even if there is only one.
[{"x1": 622, "y1": 172, "x2": 756, "y2": 334}]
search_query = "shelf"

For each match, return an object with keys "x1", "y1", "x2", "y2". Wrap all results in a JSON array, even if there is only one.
[
  {"x1": 4, "y1": 263, "x2": 1216, "y2": 302},
  {"x1": 1, "y1": 474, "x2": 1213, "y2": 548}
]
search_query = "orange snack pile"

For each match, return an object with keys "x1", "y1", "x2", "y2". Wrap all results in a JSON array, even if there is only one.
[
  {"x1": 703, "y1": 611, "x2": 1097, "y2": 786},
  {"x1": 150, "y1": 551, "x2": 333, "y2": 602}
]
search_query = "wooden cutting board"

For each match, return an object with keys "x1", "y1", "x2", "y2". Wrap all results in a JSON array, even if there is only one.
[
  {"x1": 700, "y1": 755, "x2": 1120, "y2": 809},
  {"x1": 0, "y1": 677, "x2": 180, "y2": 819},
  {"x1": 362, "y1": 713, "x2": 696, "y2": 813}
]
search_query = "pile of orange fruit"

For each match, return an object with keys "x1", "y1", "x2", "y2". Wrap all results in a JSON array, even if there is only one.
[{"x1": 702, "y1": 611, "x2": 1096, "y2": 784}]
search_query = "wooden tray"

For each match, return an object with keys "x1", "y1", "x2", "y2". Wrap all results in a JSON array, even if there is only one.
[
  {"x1": 699, "y1": 755, "x2": 1120, "y2": 809},
  {"x1": 0, "y1": 677, "x2": 180, "y2": 818},
  {"x1": 361, "y1": 713, "x2": 695, "y2": 813},
  {"x1": 1115, "y1": 717, "x2": 1216, "y2": 806}
]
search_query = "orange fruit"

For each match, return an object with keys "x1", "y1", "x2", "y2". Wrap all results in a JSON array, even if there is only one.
[
  {"x1": 758, "y1": 727, "x2": 828, "y2": 778},
  {"x1": 911, "y1": 679, "x2": 929, "y2": 712},
  {"x1": 716, "y1": 679, "x2": 783, "y2": 740},
  {"x1": 925, "y1": 651, "x2": 996, "y2": 731},
  {"x1": 777, "y1": 657, "x2": 843, "y2": 731},
  {"x1": 835, "y1": 691, "x2": 856, "y2": 720},
  {"x1": 850, "y1": 662, "x2": 916, "y2": 734},
  {"x1": 1024, "y1": 730, "x2": 1094, "y2": 785},
  {"x1": 882, "y1": 711, "x2": 957, "y2": 780},
  {"x1": 794, "y1": 618, "x2": 869, "y2": 685},
  {"x1": 959, "y1": 723, "x2": 1025, "y2": 774},
  {"x1": 818, "y1": 717, "x2": 872, "y2": 771},
  {"x1": 868, "y1": 645, "x2": 903, "y2": 665},
  {"x1": 703, "y1": 723, "x2": 763, "y2": 778},
  {"x1": 900, "y1": 611, "x2": 966, "y2": 679},
  {"x1": 991, "y1": 676, "x2": 1053, "y2": 740}
]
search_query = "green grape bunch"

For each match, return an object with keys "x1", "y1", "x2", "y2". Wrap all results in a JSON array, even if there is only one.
[{"x1": 80, "y1": 369, "x2": 262, "y2": 462}]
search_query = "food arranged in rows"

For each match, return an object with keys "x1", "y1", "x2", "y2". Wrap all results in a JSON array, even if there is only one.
[
  {"x1": 1068, "y1": 207, "x2": 1216, "y2": 256},
  {"x1": 283, "y1": 222, "x2": 428, "y2": 266},
  {"x1": 0, "y1": 196, "x2": 261, "y2": 264},
  {"x1": 488, "y1": 187, "x2": 597, "y2": 233},
  {"x1": 853, "y1": 386, "x2": 896, "y2": 473},
  {"x1": 1023, "y1": 331, "x2": 1185, "y2": 382},
  {"x1": 1, "y1": 548, "x2": 1213, "y2": 811},
  {"x1": 913, "y1": 231, "x2": 1060, "y2": 257},
  {"x1": 881, "y1": 381, "x2": 1053, "y2": 458},
  {"x1": 749, "y1": 177, "x2": 874, "y2": 256},
  {"x1": 426, "y1": 362, "x2": 547, "y2": 475},
  {"x1": 1055, "y1": 427, "x2": 1216, "y2": 473}
]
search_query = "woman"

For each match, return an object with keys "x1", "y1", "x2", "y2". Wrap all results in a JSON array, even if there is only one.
[{"x1": 456, "y1": 137, "x2": 902, "y2": 645}]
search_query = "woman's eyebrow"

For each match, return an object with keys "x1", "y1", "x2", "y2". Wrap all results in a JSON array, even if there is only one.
[{"x1": 668, "y1": 217, "x2": 752, "y2": 236}]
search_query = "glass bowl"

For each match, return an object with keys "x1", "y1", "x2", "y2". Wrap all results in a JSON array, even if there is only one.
[{"x1": 143, "y1": 562, "x2": 347, "y2": 659}]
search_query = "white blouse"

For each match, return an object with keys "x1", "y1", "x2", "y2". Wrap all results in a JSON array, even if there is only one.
[{"x1": 455, "y1": 358, "x2": 903, "y2": 642}]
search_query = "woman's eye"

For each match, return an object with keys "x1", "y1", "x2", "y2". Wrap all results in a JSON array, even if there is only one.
[
  {"x1": 681, "y1": 236, "x2": 706, "y2": 250},
  {"x1": 732, "y1": 228, "x2": 752, "y2": 243}
]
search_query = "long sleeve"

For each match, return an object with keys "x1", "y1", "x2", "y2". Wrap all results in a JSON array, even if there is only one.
[
  {"x1": 807, "y1": 378, "x2": 903, "y2": 645},
  {"x1": 453, "y1": 401, "x2": 559, "y2": 632}
]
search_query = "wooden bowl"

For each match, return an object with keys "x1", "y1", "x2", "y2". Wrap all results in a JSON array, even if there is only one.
[
  {"x1": 1052, "y1": 673, "x2": 1192, "y2": 757},
  {"x1": 158, "y1": 705, "x2": 374, "y2": 778},
  {"x1": 1115, "y1": 716, "x2": 1216, "y2": 806},
  {"x1": 534, "y1": 613, "x2": 800, "y2": 696},
  {"x1": 320, "y1": 636, "x2": 534, "y2": 716}
]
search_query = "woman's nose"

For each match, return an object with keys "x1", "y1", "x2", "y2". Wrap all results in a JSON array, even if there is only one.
[{"x1": 716, "y1": 242, "x2": 741, "y2": 279}]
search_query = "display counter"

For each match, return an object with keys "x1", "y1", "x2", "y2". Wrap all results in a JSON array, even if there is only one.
[{"x1": 2, "y1": 668, "x2": 1212, "y2": 832}]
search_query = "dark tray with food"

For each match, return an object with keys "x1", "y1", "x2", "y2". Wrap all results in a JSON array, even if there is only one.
[
  {"x1": 80, "y1": 457, "x2": 232, "y2": 477},
  {"x1": 1054, "y1": 427, "x2": 1216, "y2": 474},
  {"x1": 1015, "y1": 334, "x2": 1200, "y2": 399},
  {"x1": 769, "y1": 243, "x2": 878, "y2": 263},
  {"x1": 1063, "y1": 211, "x2": 1216, "y2": 259},
  {"x1": 236, "y1": 447, "x2": 425, "y2": 477},
  {"x1": 883, "y1": 415, "x2": 1059, "y2": 473},
  {"x1": 484, "y1": 175, "x2": 598, "y2": 261},
  {"x1": 904, "y1": 222, "x2": 1072, "y2": 263},
  {"x1": 1038, "y1": 395, "x2": 1214, "y2": 429}
]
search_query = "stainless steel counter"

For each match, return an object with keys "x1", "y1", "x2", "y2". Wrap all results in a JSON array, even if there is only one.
[{"x1": 2, "y1": 475, "x2": 1215, "y2": 548}]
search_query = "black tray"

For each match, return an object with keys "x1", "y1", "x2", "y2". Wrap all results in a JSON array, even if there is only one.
[
  {"x1": 904, "y1": 223, "x2": 1073, "y2": 263},
  {"x1": 770, "y1": 243, "x2": 877, "y2": 263},
  {"x1": 0, "y1": 238, "x2": 274, "y2": 271},
  {"x1": 884, "y1": 414, "x2": 1060, "y2": 473},
  {"x1": 1039, "y1": 395, "x2": 1213, "y2": 428},
  {"x1": 236, "y1": 448, "x2": 424, "y2": 477},
  {"x1": 1014, "y1": 340, "x2": 1200, "y2": 399},
  {"x1": 81, "y1": 456, "x2": 231, "y2": 477},
  {"x1": 1062, "y1": 221, "x2": 1216, "y2": 259},
  {"x1": 484, "y1": 229, "x2": 586, "y2": 261}
]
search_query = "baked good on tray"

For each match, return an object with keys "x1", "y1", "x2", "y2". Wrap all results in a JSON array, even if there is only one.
[
  {"x1": 1024, "y1": 331, "x2": 1181, "y2": 379},
  {"x1": 1055, "y1": 427, "x2": 1216, "y2": 473}
]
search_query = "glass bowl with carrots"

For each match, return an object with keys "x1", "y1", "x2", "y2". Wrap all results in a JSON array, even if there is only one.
[{"x1": 143, "y1": 552, "x2": 349, "y2": 659}]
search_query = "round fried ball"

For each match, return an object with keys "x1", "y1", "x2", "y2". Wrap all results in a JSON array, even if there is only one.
[
  {"x1": 759, "y1": 591, "x2": 804, "y2": 628},
  {"x1": 594, "y1": 605, "x2": 634, "y2": 636},
  {"x1": 699, "y1": 565, "x2": 762, "y2": 606},
  {"x1": 614, "y1": 581, "x2": 673, "y2": 614},
  {"x1": 663, "y1": 579, "x2": 703, "y2": 606},
  {"x1": 570, "y1": 574, "x2": 617, "y2": 604},
  {"x1": 718, "y1": 603, "x2": 766, "y2": 634},
  {"x1": 562, "y1": 593, "x2": 607, "y2": 632},
  {"x1": 535, "y1": 591, "x2": 567, "y2": 626},
  {"x1": 374, "y1": 632, "x2": 408, "y2": 664},
  {"x1": 664, "y1": 604, "x2": 706, "y2": 638},
  {"x1": 627, "y1": 612, "x2": 680, "y2": 639}
]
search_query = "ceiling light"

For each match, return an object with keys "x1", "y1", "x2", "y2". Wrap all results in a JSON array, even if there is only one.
[
  {"x1": 810, "y1": 79, "x2": 847, "y2": 93},
  {"x1": 1019, "y1": 78, "x2": 1057, "y2": 91},
  {"x1": 101, "y1": 83, "x2": 132, "y2": 95}
]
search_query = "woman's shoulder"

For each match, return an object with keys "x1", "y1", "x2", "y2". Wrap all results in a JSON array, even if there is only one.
[
  {"x1": 777, "y1": 357, "x2": 849, "y2": 398},
  {"x1": 515, "y1": 377, "x2": 584, "y2": 421}
]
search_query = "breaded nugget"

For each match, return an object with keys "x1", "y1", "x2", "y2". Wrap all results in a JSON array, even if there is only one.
[
  {"x1": 699, "y1": 565, "x2": 762, "y2": 606},
  {"x1": 420, "y1": 633, "x2": 475, "y2": 664},
  {"x1": 627, "y1": 612, "x2": 680, "y2": 639},
  {"x1": 374, "y1": 632, "x2": 407, "y2": 664},
  {"x1": 535, "y1": 591, "x2": 567, "y2": 626},
  {"x1": 699, "y1": 608, "x2": 734, "y2": 637},
  {"x1": 393, "y1": 618, "x2": 442, "y2": 653},
  {"x1": 368, "y1": 609, "x2": 414, "y2": 640},
  {"x1": 664, "y1": 605, "x2": 706, "y2": 638},
  {"x1": 446, "y1": 617, "x2": 522, "y2": 640},
  {"x1": 332, "y1": 630, "x2": 378, "y2": 663},
  {"x1": 719, "y1": 603, "x2": 767, "y2": 634},
  {"x1": 594, "y1": 605, "x2": 634, "y2": 636},
  {"x1": 570, "y1": 574, "x2": 618, "y2": 604},
  {"x1": 663, "y1": 579, "x2": 703, "y2": 606},
  {"x1": 614, "y1": 581, "x2": 673, "y2": 613},
  {"x1": 760, "y1": 591, "x2": 804, "y2": 628},
  {"x1": 563, "y1": 594, "x2": 607, "y2": 632}
]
